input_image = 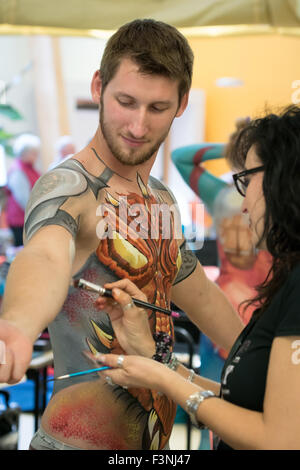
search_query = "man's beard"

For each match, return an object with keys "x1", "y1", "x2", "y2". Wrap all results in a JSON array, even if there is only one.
[{"x1": 100, "y1": 101, "x2": 170, "y2": 167}]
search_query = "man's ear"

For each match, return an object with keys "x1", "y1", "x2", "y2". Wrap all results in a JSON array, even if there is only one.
[
  {"x1": 175, "y1": 92, "x2": 189, "y2": 118},
  {"x1": 91, "y1": 70, "x2": 102, "y2": 104}
]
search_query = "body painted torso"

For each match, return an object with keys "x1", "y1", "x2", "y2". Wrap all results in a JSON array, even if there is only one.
[{"x1": 34, "y1": 156, "x2": 181, "y2": 450}]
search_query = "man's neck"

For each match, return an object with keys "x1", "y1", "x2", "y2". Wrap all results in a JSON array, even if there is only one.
[{"x1": 88, "y1": 126, "x2": 157, "y2": 184}]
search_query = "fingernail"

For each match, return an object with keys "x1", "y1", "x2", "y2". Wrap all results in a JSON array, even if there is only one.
[
  {"x1": 95, "y1": 353, "x2": 105, "y2": 363},
  {"x1": 113, "y1": 288, "x2": 121, "y2": 297}
]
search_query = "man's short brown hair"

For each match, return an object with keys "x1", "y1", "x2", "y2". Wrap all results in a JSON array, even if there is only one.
[{"x1": 100, "y1": 19, "x2": 194, "y2": 104}]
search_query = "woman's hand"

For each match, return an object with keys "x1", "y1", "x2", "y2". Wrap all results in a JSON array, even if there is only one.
[
  {"x1": 95, "y1": 279, "x2": 155, "y2": 357},
  {"x1": 94, "y1": 353, "x2": 169, "y2": 392}
]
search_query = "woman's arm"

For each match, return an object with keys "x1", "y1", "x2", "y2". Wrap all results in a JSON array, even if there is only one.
[
  {"x1": 175, "y1": 362, "x2": 221, "y2": 395},
  {"x1": 99, "y1": 335, "x2": 300, "y2": 450},
  {"x1": 94, "y1": 278, "x2": 221, "y2": 396},
  {"x1": 95, "y1": 279, "x2": 300, "y2": 449}
]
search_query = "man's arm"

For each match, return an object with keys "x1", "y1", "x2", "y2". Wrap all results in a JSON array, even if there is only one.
[
  {"x1": 171, "y1": 260, "x2": 243, "y2": 353},
  {"x1": 0, "y1": 166, "x2": 87, "y2": 383},
  {"x1": 1, "y1": 225, "x2": 75, "y2": 342},
  {"x1": 0, "y1": 225, "x2": 75, "y2": 384}
]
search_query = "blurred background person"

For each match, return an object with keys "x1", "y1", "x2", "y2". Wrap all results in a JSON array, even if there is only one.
[
  {"x1": 5, "y1": 133, "x2": 41, "y2": 246},
  {"x1": 48, "y1": 135, "x2": 75, "y2": 170},
  {"x1": 172, "y1": 119, "x2": 272, "y2": 342}
]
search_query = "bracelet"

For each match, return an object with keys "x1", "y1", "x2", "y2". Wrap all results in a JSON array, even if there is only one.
[
  {"x1": 152, "y1": 332, "x2": 173, "y2": 364},
  {"x1": 166, "y1": 353, "x2": 180, "y2": 371},
  {"x1": 187, "y1": 369, "x2": 195, "y2": 383},
  {"x1": 186, "y1": 390, "x2": 215, "y2": 429}
]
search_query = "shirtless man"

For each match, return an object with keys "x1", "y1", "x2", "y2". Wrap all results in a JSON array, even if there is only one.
[{"x1": 0, "y1": 19, "x2": 243, "y2": 450}]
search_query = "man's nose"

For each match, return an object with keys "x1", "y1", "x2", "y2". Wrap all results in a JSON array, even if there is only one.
[{"x1": 127, "y1": 109, "x2": 149, "y2": 138}]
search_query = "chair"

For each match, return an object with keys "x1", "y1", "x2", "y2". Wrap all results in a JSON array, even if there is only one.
[{"x1": 173, "y1": 325, "x2": 201, "y2": 450}]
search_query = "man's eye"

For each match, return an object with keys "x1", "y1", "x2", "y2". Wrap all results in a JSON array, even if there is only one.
[
  {"x1": 151, "y1": 106, "x2": 167, "y2": 113},
  {"x1": 118, "y1": 100, "x2": 133, "y2": 107}
]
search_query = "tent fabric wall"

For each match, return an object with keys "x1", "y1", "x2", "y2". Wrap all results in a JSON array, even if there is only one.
[{"x1": 1, "y1": 0, "x2": 300, "y2": 36}]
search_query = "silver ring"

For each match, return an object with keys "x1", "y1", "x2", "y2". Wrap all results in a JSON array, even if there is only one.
[
  {"x1": 123, "y1": 301, "x2": 135, "y2": 311},
  {"x1": 105, "y1": 376, "x2": 114, "y2": 386},
  {"x1": 117, "y1": 355, "x2": 125, "y2": 368}
]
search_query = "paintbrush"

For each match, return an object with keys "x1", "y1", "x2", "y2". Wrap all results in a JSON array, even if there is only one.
[
  {"x1": 73, "y1": 278, "x2": 179, "y2": 317},
  {"x1": 47, "y1": 365, "x2": 111, "y2": 382}
]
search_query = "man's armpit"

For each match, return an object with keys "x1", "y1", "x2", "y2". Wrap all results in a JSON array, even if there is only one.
[
  {"x1": 24, "y1": 168, "x2": 87, "y2": 242},
  {"x1": 173, "y1": 240, "x2": 198, "y2": 285}
]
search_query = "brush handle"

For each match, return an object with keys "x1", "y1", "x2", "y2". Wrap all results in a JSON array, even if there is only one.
[
  {"x1": 76, "y1": 278, "x2": 172, "y2": 316},
  {"x1": 129, "y1": 298, "x2": 171, "y2": 315},
  {"x1": 66, "y1": 366, "x2": 111, "y2": 378},
  {"x1": 48, "y1": 366, "x2": 111, "y2": 381}
]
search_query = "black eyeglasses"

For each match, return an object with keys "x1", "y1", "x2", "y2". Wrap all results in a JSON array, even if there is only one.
[{"x1": 232, "y1": 166, "x2": 264, "y2": 197}]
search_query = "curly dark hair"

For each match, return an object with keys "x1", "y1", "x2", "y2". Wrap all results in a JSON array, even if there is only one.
[{"x1": 228, "y1": 105, "x2": 300, "y2": 315}]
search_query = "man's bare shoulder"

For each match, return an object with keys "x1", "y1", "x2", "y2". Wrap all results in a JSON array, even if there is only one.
[
  {"x1": 24, "y1": 159, "x2": 108, "y2": 243},
  {"x1": 27, "y1": 162, "x2": 87, "y2": 213}
]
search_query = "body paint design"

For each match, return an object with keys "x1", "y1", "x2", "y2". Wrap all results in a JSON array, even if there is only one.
[
  {"x1": 24, "y1": 159, "x2": 109, "y2": 242},
  {"x1": 87, "y1": 174, "x2": 180, "y2": 449},
  {"x1": 173, "y1": 240, "x2": 197, "y2": 285},
  {"x1": 25, "y1": 153, "x2": 197, "y2": 449}
]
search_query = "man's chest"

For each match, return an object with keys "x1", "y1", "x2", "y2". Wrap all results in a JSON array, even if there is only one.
[{"x1": 75, "y1": 182, "x2": 181, "y2": 280}]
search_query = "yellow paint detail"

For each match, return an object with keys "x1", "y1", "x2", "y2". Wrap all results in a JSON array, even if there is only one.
[
  {"x1": 148, "y1": 409, "x2": 157, "y2": 438},
  {"x1": 176, "y1": 249, "x2": 182, "y2": 273},
  {"x1": 106, "y1": 191, "x2": 120, "y2": 207},
  {"x1": 91, "y1": 320, "x2": 113, "y2": 349},
  {"x1": 150, "y1": 430, "x2": 160, "y2": 450},
  {"x1": 137, "y1": 173, "x2": 149, "y2": 198},
  {"x1": 112, "y1": 232, "x2": 148, "y2": 269},
  {"x1": 86, "y1": 338, "x2": 99, "y2": 356}
]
